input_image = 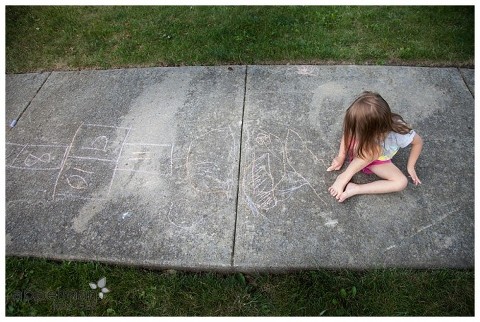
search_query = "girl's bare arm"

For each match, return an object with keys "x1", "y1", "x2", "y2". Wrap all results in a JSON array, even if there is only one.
[
  {"x1": 407, "y1": 133, "x2": 423, "y2": 185},
  {"x1": 327, "y1": 134, "x2": 347, "y2": 171}
]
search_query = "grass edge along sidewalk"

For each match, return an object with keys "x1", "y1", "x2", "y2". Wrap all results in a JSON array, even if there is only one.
[
  {"x1": 5, "y1": 257, "x2": 474, "y2": 316},
  {"x1": 6, "y1": 6, "x2": 474, "y2": 73}
]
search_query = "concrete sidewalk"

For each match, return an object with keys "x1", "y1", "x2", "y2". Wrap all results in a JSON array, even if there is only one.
[{"x1": 5, "y1": 65, "x2": 474, "y2": 271}]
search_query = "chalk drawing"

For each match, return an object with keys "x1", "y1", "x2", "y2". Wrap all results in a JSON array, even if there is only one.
[
  {"x1": 186, "y1": 126, "x2": 237, "y2": 197},
  {"x1": 52, "y1": 123, "x2": 131, "y2": 200},
  {"x1": 52, "y1": 123, "x2": 85, "y2": 199},
  {"x1": 72, "y1": 167, "x2": 94, "y2": 174},
  {"x1": 7, "y1": 122, "x2": 334, "y2": 226},
  {"x1": 115, "y1": 143, "x2": 174, "y2": 175},
  {"x1": 296, "y1": 66, "x2": 317, "y2": 77},
  {"x1": 7, "y1": 122, "x2": 237, "y2": 204},
  {"x1": 24, "y1": 152, "x2": 51, "y2": 167},
  {"x1": 6, "y1": 143, "x2": 67, "y2": 171},
  {"x1": 66, "y1": 174, "x2": 89, "y2": 190},
  {"x1": 81, "y1": 135, "x2": 109, "y2": 152},
  {"x1": 242, "y1": 127, "x2": 329, "y2": 219},
  {"x1": 383, "y1": 202, "x2": 461, "y2": 252},
  {"x1": 6, "y1": 143, "x2": 28, "y2": 166},
  {"x1": 106, "y1": 125, "x2": 132, "y2": 197},
  {"x1": 67, "y1": 123, "x2": 130, "y2": 161},
  {"x1": 167, "y1": 201, "x2": 204, "y2": 230},
  {"x1": 324, "y1": 219, "x2": 339, "y2": 228},
  {"x1": 244, "y1": 153, "x2": 276, "y2": 211}
]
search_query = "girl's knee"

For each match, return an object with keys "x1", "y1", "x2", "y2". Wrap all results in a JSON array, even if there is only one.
[{"x1": 395, "y1": 175, "x2": 408, "y2": 191}]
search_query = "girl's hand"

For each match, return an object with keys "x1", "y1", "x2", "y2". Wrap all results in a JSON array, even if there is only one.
[
  {"x1": 407, "y1": 167, "x2": 422, "y2": 185},
  {"x1": 327, "y1": 156, "x2": 345, "y2": 171}
]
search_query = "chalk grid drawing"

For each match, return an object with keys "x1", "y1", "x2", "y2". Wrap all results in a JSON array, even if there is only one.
[
  {"x1": 7, "y1": 122, "x2": 241, "y2": 235},
  {"x1": 241, "y1": 126, "x2": 337, "y2": 225},
  {"x1": 6, "y1": 123, "x2": 238, "y2": 203},
  {"x1": 6, "y1": 142, "x2": 68, "y2": 171},
  {"x1": 52, "y1": 123, "x2": 132, "y2": 200}
]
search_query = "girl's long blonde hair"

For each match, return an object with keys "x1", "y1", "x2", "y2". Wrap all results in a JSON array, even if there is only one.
[{"x1": 343, "y1": 91, "x2": 412, "y2": 160}]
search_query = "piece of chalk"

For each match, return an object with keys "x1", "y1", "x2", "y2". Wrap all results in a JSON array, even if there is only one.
[{"x1": 9, "y1": 120, "x2": 17, "y2": 128}]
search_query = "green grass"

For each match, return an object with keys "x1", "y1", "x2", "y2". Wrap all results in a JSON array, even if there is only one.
[
  {"x1": 5, "y1": 257, "x2": 474, "y2": 316},
  {"x1": 6, "y1": 6, "x2": 474, "y2": 73}
]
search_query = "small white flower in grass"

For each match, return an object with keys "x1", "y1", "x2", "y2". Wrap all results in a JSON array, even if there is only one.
[{"x1": 89, "y1": 277, "x2": 110, "y2": 299}]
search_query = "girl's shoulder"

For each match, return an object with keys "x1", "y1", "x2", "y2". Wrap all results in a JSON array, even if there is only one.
[{"x1": 386, "y1": 130, "x2": 416, "y2": 148}]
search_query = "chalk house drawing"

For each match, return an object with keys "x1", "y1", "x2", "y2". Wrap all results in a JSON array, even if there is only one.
[{"x1": 242, "y1": 126, "x2": 331, "y2": 222}]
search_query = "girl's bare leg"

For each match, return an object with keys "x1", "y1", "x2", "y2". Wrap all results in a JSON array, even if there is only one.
[
  {"x1": 328, "y1": 157, "x2": 371, "y2": 199},
  {"x1": 337, "y1": 162, "x2": 408, "y2": 202}
]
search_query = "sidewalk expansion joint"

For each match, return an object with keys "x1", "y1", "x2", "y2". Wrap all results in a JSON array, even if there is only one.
[
  {"x1": 457, "y1": 67, "x2": 474, "y2": 98},
  {"x1": 230, "y1": 65, "x2": 248, "y2": 267},
  {"x1": 9, "y1": 71, "x2": 52, "y2": 130}
]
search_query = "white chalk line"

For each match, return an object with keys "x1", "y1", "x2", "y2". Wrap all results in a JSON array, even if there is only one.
[
  {"x1": 52, "y1": 123, "x2": 84, "y2": 201},
  {"x1": 169, "y1": 143, "x2": 174, "y2": 175},
  {"x1": 167, "y1": 201, "x2": 204, "y2": 230},
  {"x1": 66, "y1": 175, "x2": 89, "y2": 190},
  {"x1": 107, "y1": 126, "x2": 132, "y2": 196},
  {"x1": 67, "y1": 156, "x2": 117, "y2": 163},
  {"x1": 124, "y1": 142, "x2": 172, "y2": 147},
  {"x1": 8, "y1": 144, "x2": 28, "y2": 167},
  {"x1": 6, "y1": 142, "x2": 70, "y2": 148},
  {"x1": 6, "y1": 143, "x2": 71, "y2": 170},
  {"x1": 128, "y1": 157, "x2": 153, "y2": 161},
  {"x1": 83, "y1": 123, "x2": 131, "y2": 130},
  {"x1": 114, "y1": 169, "x2": 167, "y2": 175},
  {"x1": 54, "y1": 193, "x2": 109, "y2": 201},
  {"x1": 24, "y1": 152, "x2": 51, "y2": 167},
  {"x1": 51, "y1": 123, "x2": 133, "y2": 200},
  {"x1": 186, "y1": 126, "x2": 236, "y2": 197},
  {"x1": 7, "y1": 165, "x2": 61, "y2": 171},
  {"x1": 73, "y1": 167, "x2": 94, "y2": 174},
  {"x1": 242, "y1": 127, "x2": 329, "y2": 217},
  {"x1": 384, "y1": 203, "x2": 461, "y2": 252}
]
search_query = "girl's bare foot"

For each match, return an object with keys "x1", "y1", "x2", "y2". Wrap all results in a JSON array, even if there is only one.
[
  {"x1": 338, "y1": 182, "x2": 358, "y2": 202},
  {"x1": 328, "y1": 173, "x2": 349, "y2": 199}
]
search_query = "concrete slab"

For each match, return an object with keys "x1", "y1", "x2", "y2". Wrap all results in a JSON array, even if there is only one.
[
  {"x1": 5, "y1": 65, "x2": 474, "y2": 271},
  {"x1": 6, "y1": 66, "x2": 246, "y2": 270},
  {"x1": 234, "y1": 65, "x2": 474, "y2": 270},
  {"x1": 5, "y1": 72, "x2": 50, "y2": 127}
]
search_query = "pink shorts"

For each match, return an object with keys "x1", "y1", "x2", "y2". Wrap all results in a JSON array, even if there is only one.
[{"x1": 362, "y1": 159, "x2": 392, "y2": 174}]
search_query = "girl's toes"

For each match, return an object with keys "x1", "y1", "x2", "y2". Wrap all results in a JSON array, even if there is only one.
[
  {"x1": 338, "y1": 192, "x2": 348, "y2": 203},
  {"x1": 329, "y1": 188, "x2": 337, "y2": 197}
]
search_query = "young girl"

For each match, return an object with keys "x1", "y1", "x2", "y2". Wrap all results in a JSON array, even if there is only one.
[{"x1": 327, "y1": 91, "x2": 423, "y2": 202}]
